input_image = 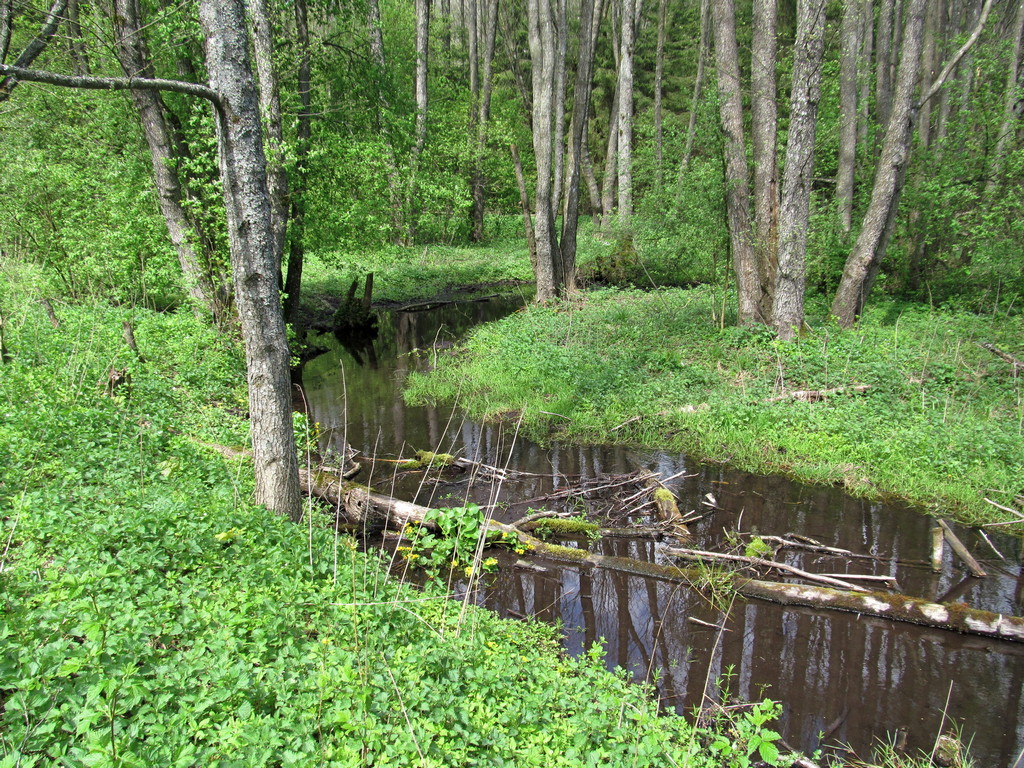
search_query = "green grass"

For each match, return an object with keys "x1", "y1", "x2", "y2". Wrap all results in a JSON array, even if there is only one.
[
  {"x1": 0, "y1": 279, "x2": 788, "y2": 766},
  {"x1": 405, "y1": 286, "x2": 1024, "y2": 529}
]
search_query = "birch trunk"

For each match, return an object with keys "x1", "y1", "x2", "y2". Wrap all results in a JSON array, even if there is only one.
[
  {"x1": 772, "y1": 0, "x2": 827, "y2": 340},
  {"x1": 616, "y1": 0, "x2": 638, "y2": 229},
  {"x1": 527, "y1": 0, "x2": 560, "y2": 301},
  {"x1": 200, "y1": 0, "x2": 301, "y2": 519}
]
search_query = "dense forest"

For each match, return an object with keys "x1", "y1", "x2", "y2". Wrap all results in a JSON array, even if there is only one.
[{"x1": 2, "y1": 0, "x2": 1024, "y2": 764}]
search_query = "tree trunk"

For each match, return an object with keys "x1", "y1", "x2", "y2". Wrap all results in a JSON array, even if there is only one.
[
  {"x1": 832, "y1": 0, "x2": 927, "y2": 326},
  {"x1": 511, "y1": 143, "x2": 539, "y2": 269},
  {"x1": 66, "y1": 0, "x2": 91, "y2": 76},
  {"x1": 283, "y1": 0, "x2": 312, "y2": 322},
  {"x1": 559, "y1": 0, "x2": 601, "y2": 293},
  {"x1": 600, "y1": 80, "x2": 619, "y2": 231},
  {"x1": 199, "y1": 0, "x2": 301, "y2": 520},
  {"x1": 471, "y1": 0, "x2": 498, "y2": 242},
  {"x1": 406, "y1": 0, "x2": 431, "y2": 243},
  {"x1": 0, "y1": 0, "x2": 11, "y2": 66},
  {"x1": 712, "y1": 0, "x2": 761, "y2": 324},
  {"x1": 986, "y1": 0, "x2": 1024, "y2": 196},
  {"x1": 875, "y1": 0, "x2": 895, "y2": 133},
  {"x1": 772, "y1": 0, "x2": 827, "y2": 340},
  {"x1": 0, "y1": 0, "x2": 67, "y2": 101},
  {"x1": 751, "y1": 0, "x2": 778, "y2": 318},
  {"x1": 857, "y1": 0, "x2": 873, "y2": 150},
  {"x1": 681, "y1": 0, "x2": 710, "y2": 170},
  {"x1": 652, "y1": 0, "x2": 668, "y2": 191},
  {"x1": 527, "y1": 0, "x2": 560, "y2": 301},
  {"x1": 616, "y1": 0, "x2": 638, "y2": 230},
  {"x1": 836, "y1": 0, "x2": 861, "y2": 234},
  {"x1": 111, "y1": 0, "x2": 225, "y2": 320},
  {"x1": 248, "y1": 0, "x2": 289, "y2": 265},
  {"x1": 550, "y1": 0, "x2": 568, "y2": 216}
]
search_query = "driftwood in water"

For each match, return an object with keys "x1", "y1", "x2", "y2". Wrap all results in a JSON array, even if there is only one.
[
  {"x1": 294, "y1": 463, "x2": 1024, "y2": 643},
  {"x1": 937, "y1": 518, "x2": 987, "y2": 578}
]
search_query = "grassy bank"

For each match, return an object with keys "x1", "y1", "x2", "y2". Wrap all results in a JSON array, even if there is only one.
[
  {"x1": 405, "y1": 286, "x2": 1024, "y2": 529},
  {"x1": 0, "y1": 283, "x2": 790, "y2": 766}
]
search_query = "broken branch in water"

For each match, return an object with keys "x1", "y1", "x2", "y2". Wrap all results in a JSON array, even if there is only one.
[
  {"x1": 937, "y1": 519, "x2": 987, "y2": 578},
  {"x1": 663, "y1": 546, "x2": 871, "y2": 593}
]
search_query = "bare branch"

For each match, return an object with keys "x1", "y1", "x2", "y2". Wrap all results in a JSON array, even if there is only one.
[
  {"x1": 0, "y1": 0, "x2": 68, "y2": 98},
  {"x1": 917, "y1": 0, "x2": 995, "y2": 109},
  {"x1": 0, "y1": 63, "x2": 220, "y2": 104}
]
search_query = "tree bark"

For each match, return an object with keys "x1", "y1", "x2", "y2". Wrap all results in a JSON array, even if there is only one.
[
  {"x1": 550, "y1": 0, "x2": 568, "y2": 216},
  {"x1": 772, "y1": 0, "x2": 827, "y2": 340},
  {"x1": 836, "y1": 0, "x2": 861, "y2": 234},
  {"x1": 559, "y1": 0, "x2": 601, "y2": 293},
  {"x1": 875, "y1": 0, "x2": 895, "y2": 132},
  {"x1": 616, "y1": 0, "x2": 638, "y2": 229},
  {"x1": 0, "y1": 0, "x2": 67, "y2": 101},
  {"x1": 199, "y1": 0, "x2": 301, "y2": 520},
  {"x1": 0, "y1": 0, "x2": 12, "y2": 66},
  {"x1": 600, "y1": 79, "x2": 619, "y2": 231},
  {"x1": 110, "y1": 0, "x2": 225, "y2": 319},
  {"x1": 283, "y1": 0, "x2": 312, "y2": 322},
  {"x1": 857, "y1": 0, "x2": 873, "y2": 150},
  {"x1": 986, "y1": 0, "x2": 1024, "y2": 196},
  {"x1": 681, "y1": 0, "x2": 710, "y2": 170},
  {"x1": 652, "y1": 0, "x2": 668, "y2": 191},
  {"x1": 751, "y1": 0, "x2": 778, "y2": 318},
  {"x1": 406, "y1": 0, "x2": 431, "y2": 243},
  {"x1": 832, "y1": 0, "x2": 994, "y2": 325},
  {"x1": 831, "y1": 0, "x2": 928, "y2": 327},
  {"x1": 66, "y1": 0, "x2": 91, "y2": 76},
  {"x1": 248, "y1": 0, "x2": 289, "y2": 265},
  {"x1": 712, "y1": 0, "x2": 761, "y2": 324},
  {"x1": 470, "y1": 0, "x2": 498, "y2": 242},
  {"x1": 527, "y1": 0, "x2": 561, "y2": 301}
]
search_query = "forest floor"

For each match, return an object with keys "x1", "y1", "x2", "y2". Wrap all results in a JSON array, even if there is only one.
[
  {"x1": 0, "y1": 272, "x2": 795, "y2": 766},
  {"x1": 303, "y1": 238, "x2": 1024, "y2": 531}
]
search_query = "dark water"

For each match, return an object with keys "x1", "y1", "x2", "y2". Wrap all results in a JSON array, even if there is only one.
[{"x1": 299, "y1": 296, "x2": 1024, "y2": 766}]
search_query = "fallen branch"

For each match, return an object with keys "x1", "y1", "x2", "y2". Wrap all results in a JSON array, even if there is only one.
[
  {"x1": 206, "y1": 444, "x2": 1024, "y2": 643},
  {"x1": 664, "y1": 547, "x2": 870, "y2": 593},
  {"x1": 937, "y1": 519, "x2": 986, "y2": 578},
  {"x1": 765, "y1": 384, "x2": 870, "y2": 403}
]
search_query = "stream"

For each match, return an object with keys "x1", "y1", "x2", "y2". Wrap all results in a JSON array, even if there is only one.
[{"x1": 297, "y1": 295, "x2": 1024, "y2": 766}]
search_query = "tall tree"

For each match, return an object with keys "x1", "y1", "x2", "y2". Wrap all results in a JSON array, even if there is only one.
[
  {"x1": 772, "y1": 0, "x2": 827, "y2": 340},
  {"x1": 526, "y1": 0, "x2": 561, "y2": 301},
  {"x1": 751, "y1": 0, "x2": 779, "y2": 318},
  {"x1": 836, "y1": 0, "x2": 862, "y2": 233},
  {"x1": 1, "y1": 0, "x2": 302, "y2": 519},
  {"x1": 616, "y1": 0, "x2": 639, "y2": 229},
  {"x1": 470, "y1": 0, "x2": 499, "y2": 242},
  {"x1": 406, "y1": 0, "x2": 431, "y2": 242},
  {"x1": 986, "y1": 0, "x2": 1024, "y2": 196},
  {"x1": 110, "y1": 0, "x2": 229, "y2": 321},
  {"x1": 832, "y1": 0, "x2": 994, "y2": 326},
  {"x1": 283, "y1": 0, "x2": 312, "y2": 321},
  {"x1": 712, "y1": 0, "x2": 762, "y2": 324}
]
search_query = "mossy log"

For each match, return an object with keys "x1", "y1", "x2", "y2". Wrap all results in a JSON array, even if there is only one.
[{"x1": 296, "y1": 465, "x2": 1024, "y2": 644}]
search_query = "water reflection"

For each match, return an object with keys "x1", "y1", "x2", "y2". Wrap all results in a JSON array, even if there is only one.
[{"x1": 300, "y1": 297, "x2": 1024, "y2": 766}]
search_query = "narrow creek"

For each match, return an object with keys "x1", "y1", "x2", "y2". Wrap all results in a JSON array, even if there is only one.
[{"x1": 297, "y1": 295, "x2": 1024, "y2": 766}]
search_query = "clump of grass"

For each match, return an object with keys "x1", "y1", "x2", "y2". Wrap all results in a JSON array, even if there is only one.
[{"x1": 405, "y1": 287, "x2": 1024, "y2": 528}]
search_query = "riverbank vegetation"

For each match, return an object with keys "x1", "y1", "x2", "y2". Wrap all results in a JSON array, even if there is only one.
[
  {"x1": 0, "y1": 277, "x2": 794, "y2": 766},
  {"x1": 406, "y1": 283, "x2": 1024, "y2": 530}
]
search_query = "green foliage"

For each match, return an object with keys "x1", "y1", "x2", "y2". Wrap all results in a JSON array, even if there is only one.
[
  {"x1": 406, "y1": 287, "x2": 1024, "y2": 528},
  {"x1": 0, "y1": 290, "x2": 790, "y2": 766}
]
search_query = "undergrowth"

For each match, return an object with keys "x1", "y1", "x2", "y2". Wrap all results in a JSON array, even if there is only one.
[
  {"x1": 0, "y1": 286, "x2": 787, "y2": 766},
  {"x1": 405, "y1": 287, "x2": 1024, "y2": 529}
]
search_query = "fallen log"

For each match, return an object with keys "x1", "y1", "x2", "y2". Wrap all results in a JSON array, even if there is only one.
[
  {"x1": 207, "y1": 448, "x2": 1024, "y2": 643},
  {"x1": 765, "y1": 384, "x2": 870, "y2": 403}
]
